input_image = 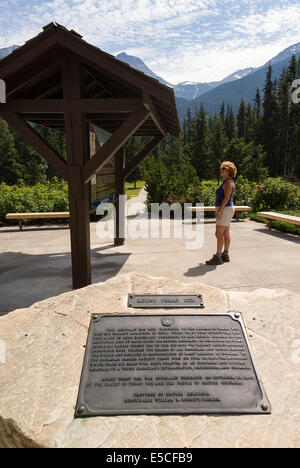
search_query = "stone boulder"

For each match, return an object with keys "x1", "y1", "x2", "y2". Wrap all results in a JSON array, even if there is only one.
[{"x1": 0, "y1": 274, "x2": 299, "y2": 448}]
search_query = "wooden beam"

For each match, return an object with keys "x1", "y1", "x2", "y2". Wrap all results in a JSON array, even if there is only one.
[
  {"x1": 83, "y1": 106, "x2": 150, "y2": 183},
  {"x1": 123, "y1": 135, "x2": 165, "y2": 179},
  {"x1": 7, "y1": 56, "x2": 63, "y2": 98},
  {"x1": 63, "y1": 55, "x2": 92, "y2": 289},
  {"x1": 0, "y1": 98, "x2": 142, "y2": 113},
  {"x1": 85, "y1": 67, "x2": 113, "y2": 98},
  {"x1": 55, "y1": 29, "x2": 173, "y2": 106},
  {"x1": 0, "y1": 110, "x2": 68, "y2": 180},
  {"x1": 143, "y1": 92, "x2": 168, "y2": 137}
]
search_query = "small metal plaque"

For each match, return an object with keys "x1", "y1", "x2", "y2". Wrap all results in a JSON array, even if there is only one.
[
  {"x1": 75, "y1": 313, "x2": 271, "y2": 417},
  {"x1": 128, "y1": 294, "x2": 204, "y2": 308}
]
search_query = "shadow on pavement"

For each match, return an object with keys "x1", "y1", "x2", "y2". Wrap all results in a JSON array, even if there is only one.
[
  {"x1": 184, "y1": 263, "x2": 218, "y2": 277},
  {"x1": 0, "y1": 244, "x2": 131, "y2": 316},
  {"x1": 254, "y1": 227, "x2": 300, "y2": 245},
  {"x1": 0, "y1": 225, "x2": 70, "y2": 233}
]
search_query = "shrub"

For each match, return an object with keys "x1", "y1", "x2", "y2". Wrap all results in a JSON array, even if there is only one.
[
  {"x1": 251, "y1": 178, "x2": 300, "y2": 212},
  {"x1": 233, "y1": 176, "x2": 257, "y2": 206},
  {"x1": 144, "y1": 156, "x2": 198, "y2": 208},
  {"x1": 186, "y1": 183, "x2": 216, "y2": 206},
  {"x1": 0, "y1": 179, "x2": 69, "y2": 224}
]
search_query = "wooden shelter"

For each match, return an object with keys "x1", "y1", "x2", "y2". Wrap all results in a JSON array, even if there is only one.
[{"x1": 0, "y1": 23, "x2": 180, "y2": 289}]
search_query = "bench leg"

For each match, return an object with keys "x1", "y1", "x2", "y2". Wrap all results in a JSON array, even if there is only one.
[
  {"x1": 268, "y1": 220, "x2": 272, "y2": 230},
  {"x1": 19, "y1": 219, "x2": 23, "y2": 231},
  {"x1": 236, "y1": 211, "x2": 240, "y2": 222}
]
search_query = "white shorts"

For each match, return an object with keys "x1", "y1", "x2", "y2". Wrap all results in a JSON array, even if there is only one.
[{"x1": 215, "y1": 206, "x2": 235, "y2": 227}]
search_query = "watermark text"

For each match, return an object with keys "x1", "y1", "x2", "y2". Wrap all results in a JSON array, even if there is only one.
[
  {"x1": 291, "y1": 79, "x2": 300, "y2": 104},
  {"x1": 291, "y1": 339, "x2": 300, "y2": 364},
  {"x1": 0, "y1": 339, "x2": 6, "y2": 364},
  {"x1": 96, "y1": 197, "x2": 205, "y2": 250},
  {"x1": 0, "y1": 79, "x2": 6, "y2": 103}
]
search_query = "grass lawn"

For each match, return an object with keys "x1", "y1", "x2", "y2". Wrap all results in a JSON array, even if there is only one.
[
  {"x1": 202, "y1": 179, "x2": 219, "y2": 187},
  {"x1": 125, "y1": 180, "x2": 145, "y2": 199}
]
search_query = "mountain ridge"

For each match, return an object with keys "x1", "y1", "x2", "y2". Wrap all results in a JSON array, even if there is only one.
[{"x1": 1, "y1": 41, "x2": 300, "y2": 121}]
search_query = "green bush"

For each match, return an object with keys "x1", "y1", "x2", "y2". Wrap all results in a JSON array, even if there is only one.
[
  {"x1": 144, "y1": 156, "x2": 198, "y2": 208},
  {"x1": 187, "y1": 176, "x2": 256, "y2": 207},
  {"x1": 186, "y1": 183, "x2": 216, "y2": 206},
  {"x1": 233, "y1": 176, "x2": 257, "y2": 206},
  {"x1": 251, "y1": 178, "x2": 300, "y2": 212},
  {"x1": 0, "y1": 179, "x2": 69, "y2": 224}
]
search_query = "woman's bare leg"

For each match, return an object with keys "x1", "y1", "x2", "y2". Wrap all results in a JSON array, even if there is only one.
[
  {"x1": 216, "y1": 226, "x2": 226, "y2": 254},
  {"x1": 224, "y1": 226, "x2": 231, "y2": 252}
]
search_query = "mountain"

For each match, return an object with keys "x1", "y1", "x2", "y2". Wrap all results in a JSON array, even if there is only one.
[
  {"x1": 266, "y1": 42, "x2": 300, "y2": 66},
  {"x1": 116, "y1": 44, "x2": 300, "y2": 120},
  {"x1": 172, "y1": 82, "x2": 214, "y2": 100},
  {"x1": 116, "y1": 52, "x2": 171, "y2": 86},
  {"x1": 0, "y1": 45, "x2": 19, "y2": 59},
  {"x1": 116, "y1": 52, "x2": 256, "y2": 100},
  {"x1": 2, "y1": 41, "x2": 300, "y2": 122},
  {"x1": 177, "y1": 49, "x2": 300, "y2": 120}
]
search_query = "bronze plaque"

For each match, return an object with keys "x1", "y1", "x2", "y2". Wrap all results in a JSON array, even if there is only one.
[
  {"x1": 75, "y1": 313, "x2": 271, "y2": 417},
  {"x1": 128, "y1": 294, "x2": 204, "y2": 309}
]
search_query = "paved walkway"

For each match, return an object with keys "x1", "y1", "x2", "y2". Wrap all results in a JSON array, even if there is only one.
[{"x1": 1, "y1": 188, "x2": 299, "y2": 314}]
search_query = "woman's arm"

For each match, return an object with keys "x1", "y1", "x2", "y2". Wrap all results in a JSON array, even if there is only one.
[{"x1": 216, "y1": 180, "x2": 234, "y2": 218}]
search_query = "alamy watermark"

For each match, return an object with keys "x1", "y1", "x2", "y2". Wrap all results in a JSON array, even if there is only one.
[
  {"x1": 291, "y1": 79, "x2": 300, "y2": 104},
  {"x1": 96, "y1": 197, "x2": 205, "y2": 250},
  {"x1": 0, "y1": 339, "x2": 6, "y2": 364},
  {"x1": 291, "y1": 339, "x2": 300, "y2": 364},
  {"x1": 0, "y1": 79, "x2": 6, "y2": 103}
]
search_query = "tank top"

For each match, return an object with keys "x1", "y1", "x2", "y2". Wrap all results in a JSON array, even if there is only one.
[{"x1": 215, "y1": 178, "x2": 235, "y2": 207}]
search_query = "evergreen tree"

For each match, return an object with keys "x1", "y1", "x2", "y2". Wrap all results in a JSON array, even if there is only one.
[
  {"x1": 225, "y1": 104, "x2": 236, "y2": 141},
  {"x1": 262, "y1": 64, "x2": 280, "y2": 176},
  {"x1": 0, "y1": 117, "x2": 23, "y2": 184},
  {"x1": 253, "y1": 88, "x2": 262, "y2": 145},
  {"x1": 190, "y1": 105, "x2": 212, "y2": 180},
  {"x1": 277, "y1": 69, "x2": 290, "y2": 175},
  {"x1": 287, "y1": 56, "x2": 300, "y2": 175},
  {"x1": 287, "y1": 54, "x2": 298, "y2": 83},
  {"x1": 237, "y1": 99, "x2": 246, "y2": 139},
  {"x1": 210, "y1": 114, "x2": 228, "y2": 183},
  {"x1": 220, "y1": 101, "x2": 225, "y2": 127},
  {"x1": 125, "y1": 136, "x2": 145, "y2": 188},
  {"x1": 254, "y1": 88, "x2": 261, "y2": 120},
  {"x1": 186, "y1": 108, "x2": 192, "y2": 145},
  {"x1": 224, "y1": 138, "x2": 268, "y2": 181},
  {"x1": 245, "y1": 103, "x2": 255, "y2": 143}
]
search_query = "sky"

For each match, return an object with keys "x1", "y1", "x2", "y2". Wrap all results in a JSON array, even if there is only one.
[{"x1": 0, "y1": 0, "x2": 300, "y2": 84}]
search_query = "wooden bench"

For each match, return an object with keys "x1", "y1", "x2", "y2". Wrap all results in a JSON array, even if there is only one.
[
  {"x1": 6, "y1": 212, "x2": 70, "y2": 230},
  {"x1": 187, "y1": 206, "x2": 251, "y2": 222},
  {"x1": 257, "y1": 211, "x2": 300, "y2": 230}
]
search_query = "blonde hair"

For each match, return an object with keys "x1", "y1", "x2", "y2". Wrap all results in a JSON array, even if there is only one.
[{"x1": 221, "y1": 161, "x2": 237, "y2": 178}]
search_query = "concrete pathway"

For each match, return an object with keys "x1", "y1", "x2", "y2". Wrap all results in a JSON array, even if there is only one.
[{"x1": 0, "y1": 188, "x2": 299, "y2": 314}]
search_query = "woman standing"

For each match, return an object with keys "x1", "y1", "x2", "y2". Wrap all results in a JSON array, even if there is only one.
[{"x1": 206, "y1": 161, "x2": 237, "y2": 265}]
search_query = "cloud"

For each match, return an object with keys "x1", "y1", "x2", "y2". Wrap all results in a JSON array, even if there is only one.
[{"x1": 0, "y1": 0, "x2": 300, "y2": 83}]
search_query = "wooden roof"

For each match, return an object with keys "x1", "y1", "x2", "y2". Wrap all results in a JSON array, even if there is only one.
[{"x1": 0, "y1": 23, "x2": 180, "y2": 137}]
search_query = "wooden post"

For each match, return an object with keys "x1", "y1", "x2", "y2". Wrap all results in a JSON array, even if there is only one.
[
  {"x1": 268, "y1": 220, "x2": 273, "y2": 230},
  {"x1": 114, "y1": 147, "x2": 126, "y2": 246},
  {"x1": 63, "y1": 55, "x2": 91, "y2": 289}
]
